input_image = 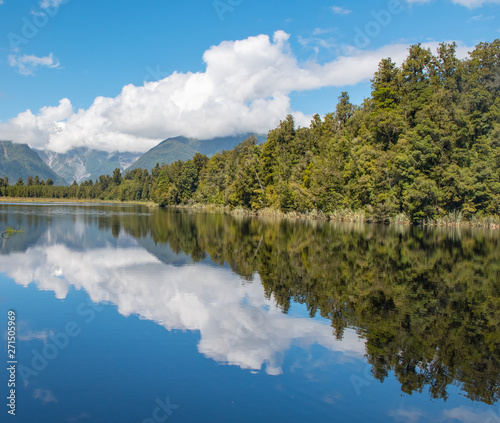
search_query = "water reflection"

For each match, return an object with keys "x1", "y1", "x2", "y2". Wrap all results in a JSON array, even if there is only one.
[
  {"x1": 115, "y1": 208, "x2": 499, "y2": 405},
  {"x1": 0, "y1": 207, "x2": 365, "y2": 377},
  {"x1": 0, "y1": 204, "x2": 499, "y2": 405}
]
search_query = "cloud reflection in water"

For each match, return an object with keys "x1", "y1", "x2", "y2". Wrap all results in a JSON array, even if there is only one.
[{"x1": 0, "y1": 243, "x2": 366, "y2": 375}]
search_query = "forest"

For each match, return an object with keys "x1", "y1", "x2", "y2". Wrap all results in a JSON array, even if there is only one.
[{"x1": 1, "y1": 40, "x2": 499, "y2": 224}]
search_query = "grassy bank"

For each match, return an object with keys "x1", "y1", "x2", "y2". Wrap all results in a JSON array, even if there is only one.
[
  {"x1": 1, "y1": 197, "x2": 498, "y2": 229},
  {"x1": 0, "y1": 197, "x2": 157, "y2": 207},
  {"x1": 164, "y1": 203, "x2": 500, "y2": 229}
]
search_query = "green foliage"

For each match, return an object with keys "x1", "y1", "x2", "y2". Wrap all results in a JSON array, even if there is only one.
[
  {"x1": 1, "y1": 226, "x2": 24, "y2": 238},
  {"x1": 2, "y1": 40, "x2": 500, "y2": 223}
]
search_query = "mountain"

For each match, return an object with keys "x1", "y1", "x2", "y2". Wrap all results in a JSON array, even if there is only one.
[
  {"x1": 0, "y1": 140, "x2": 67, "y2": 185},
  {"x1": 2, "y1": 135, "x2": 263, "y2": 185},
  {"x1": 127, "y1": 134, "x2": 265, "y2": 171},
  {"x1": 35, "y1": 148, "x2": 141, "y2": 184}
]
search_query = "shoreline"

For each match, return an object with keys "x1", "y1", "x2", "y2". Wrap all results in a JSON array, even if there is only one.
[
  {"x1": 1, "y1": 197, "x2": 498, "y2": 229},
  {"x1": 0, "y1": 197, "x2": 156, "y2": 207},
  {"x1": 165, "y1": 203, "x2": 500, "y2": 229}
]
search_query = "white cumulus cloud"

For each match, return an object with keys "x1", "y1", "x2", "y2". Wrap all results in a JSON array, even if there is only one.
[
  {"x1": 0, "y1": 32, "x2": 473, "y2": 153},
  {"x1": 0, "y1": 99, "x2": 73, "y2": 149}
]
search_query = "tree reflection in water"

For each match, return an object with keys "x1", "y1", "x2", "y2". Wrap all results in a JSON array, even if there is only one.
[{"x1": 109, "y1": 208, "x2": 499, "y2": 405}]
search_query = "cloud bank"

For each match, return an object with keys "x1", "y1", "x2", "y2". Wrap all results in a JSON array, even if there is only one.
[{"x1": 0, "y1": 31, "x2": 471, "y2": 153}]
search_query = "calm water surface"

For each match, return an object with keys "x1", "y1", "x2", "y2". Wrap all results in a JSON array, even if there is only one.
[{"x1": 0, "y1": 203, "x2": 498, "y2": 423}]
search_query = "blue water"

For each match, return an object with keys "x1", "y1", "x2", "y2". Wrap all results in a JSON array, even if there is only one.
[{"x1": 0, "y1": 203, "x2": 498, "y2": 422}]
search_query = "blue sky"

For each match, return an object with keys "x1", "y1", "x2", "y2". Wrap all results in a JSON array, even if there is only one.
[{"x1": 0, "y1": 0, "x2": 499, "y2": 153}]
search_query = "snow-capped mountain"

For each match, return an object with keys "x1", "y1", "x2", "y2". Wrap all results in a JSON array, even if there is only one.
[{"x1": 35, "y1": 148, "x2": 141, "y2": 184}]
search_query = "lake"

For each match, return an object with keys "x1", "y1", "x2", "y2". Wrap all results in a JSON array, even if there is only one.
[{"x1": 0, "y1": 203, "x2": 498, "y2": 422}]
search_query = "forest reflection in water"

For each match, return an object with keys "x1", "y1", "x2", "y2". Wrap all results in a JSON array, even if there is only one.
[
  {"x1": 1, "y1": 204, "x2": 499, "y2": 406},
  {"x1": 103, "y1": 207, "x2": 499, "y2": 405}
]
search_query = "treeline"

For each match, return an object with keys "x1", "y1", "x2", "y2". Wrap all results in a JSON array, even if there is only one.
[
  {"x1": 2, "y1": 40, "x2": 500, "y2": 222},
  {"x1": 0, "y1": 168, "x2": 154, "y2": 201}
]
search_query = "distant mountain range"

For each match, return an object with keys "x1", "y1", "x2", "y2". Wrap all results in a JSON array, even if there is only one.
[
  {"x1": 128, "y1": 134, "x2": 265, "y2": 171},
  {"x1": 0, "y1": 134, "x2": 264, "y2": 185},
  {"x1": 35, "y1": 148, "x2": 141, "y2": 184},
  {"x1": 0, "y1": 140, "x2": 67, "y2": 185}
]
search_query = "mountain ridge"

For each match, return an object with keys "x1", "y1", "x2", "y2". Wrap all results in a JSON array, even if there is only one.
[
  {"x1": 0, "y1": 140, "x2": 67, "y2": 185},
  {"x1": 1, "y1": 134, "x2": 266, "y2": 186},
  {"x1": 128, "y1": 134, "x2": 266, "y2": 171},
  {"x1": 35, "y1": 148, "x2": 141, "y2": 184}
]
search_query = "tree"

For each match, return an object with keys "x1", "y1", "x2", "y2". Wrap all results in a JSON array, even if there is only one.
[
  {"x1": 402, "y1": 43, "x2": 435, "y2": 123},
  {"x1": 370, "y1": 58, "x2": 405, "y2": 148},
  {"x1": 225, "y1": 137, "x2": 265, "y2": 208},
  {"x1": 404, "y1": 176, "x2": 439, "y2": 221},
  {"x1": 112, "y1": 168, "x2": 122, "y2": 186},
  {"x1": 152, "y1": 163, "x2": 161, "y2": 178},
  {"x1": 335, "y1": 91, "x2": 355, "y2": 129},
  {"x1": 260, "y1": 114, "x2": 296, "y2": 208},
  {"x1": 193, "y1": 152, "x2": 209, "y2": 176},
  {"x1": 177, "y1": 160, "x2": 198, "y2": 202},
  {"x1": 0, "y1": 177, "x2": 6, "y2": 196}
]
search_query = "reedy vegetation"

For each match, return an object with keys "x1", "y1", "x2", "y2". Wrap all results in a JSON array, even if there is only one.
[{"x1": 1, "y1": 40, "x2": 499, "y2": 224}]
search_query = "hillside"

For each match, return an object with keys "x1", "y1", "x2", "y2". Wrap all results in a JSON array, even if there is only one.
[
  {"x1": 127, "y1": 134, "x2": 265, "y2": 172},
  {"x1": 0, "y1": 141, "x2": 67, "y2": 186}
]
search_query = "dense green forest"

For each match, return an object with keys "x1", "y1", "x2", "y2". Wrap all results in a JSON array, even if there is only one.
[{"x1": 2, "y1": 40, "x2": 499, "y2": 224}]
